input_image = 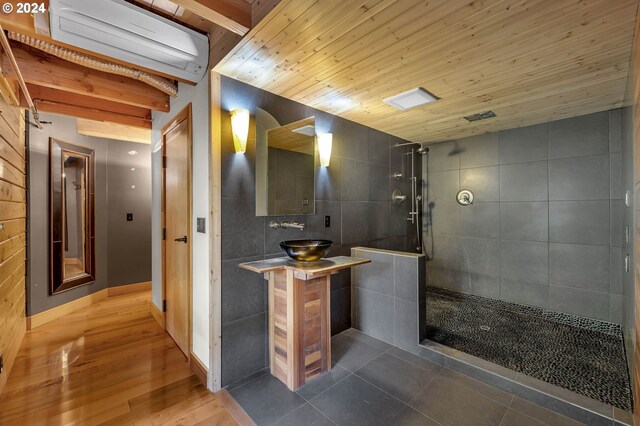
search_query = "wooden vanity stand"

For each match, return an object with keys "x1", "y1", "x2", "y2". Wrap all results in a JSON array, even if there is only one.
[{"x1": 239, "y1": 256, "x2": 370, "y2": 391}]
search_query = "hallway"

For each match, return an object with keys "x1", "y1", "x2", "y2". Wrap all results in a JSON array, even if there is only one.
[{"x1": 0, "y1": 291, "x2": 238, "y2": 425}]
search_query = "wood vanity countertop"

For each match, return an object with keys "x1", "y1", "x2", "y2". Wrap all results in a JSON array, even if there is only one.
[{"x1": 239, "y1": 256, "x2": 371, "y2": 275}]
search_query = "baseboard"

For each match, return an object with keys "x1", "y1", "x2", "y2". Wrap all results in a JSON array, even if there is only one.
[
  {"x1": 27, "y1": 289, "x2": 108, "y2": 330},
  {"x1": 149, "y1": 300, "x2": 164, "y2": 330},
  {"x1": 27, "y1": 282, "x2": 152, "y2": 330},
  {"x1": 0, "y1": 318, "x2": 26, "y2": 396},
  {"x1": 107, "y1": 281, "x2": 152, "y2": 297},
  {"x1": 190, "y1": 352, "x2": 208, "y2": 387},
  {"x1": 217, "y1": 388, "x2": 256, "y2": 426}
]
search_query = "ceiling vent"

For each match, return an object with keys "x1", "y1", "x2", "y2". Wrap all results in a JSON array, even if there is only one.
[
  {"x1": 384, "y1": 88, "x2": 438, "y2": 110},
  {"x1": 463, "y1": 111, "x2": 497, "y2": 122},
  {"x1": 49, "y1": 0, "x2": 209, "y2": 83}
]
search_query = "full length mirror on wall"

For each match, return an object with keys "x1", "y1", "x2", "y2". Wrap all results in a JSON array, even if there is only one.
[
  {"x1": 50, "y1": 138, "x2": 96, "y2": 294},
  {"x1": 255, "y1": 108, "x2": 316, "y2": 216}
]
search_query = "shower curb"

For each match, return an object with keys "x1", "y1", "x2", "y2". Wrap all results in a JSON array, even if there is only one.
[{"x1": 418, "y1": 339, "x2": 634, "y2": 426}]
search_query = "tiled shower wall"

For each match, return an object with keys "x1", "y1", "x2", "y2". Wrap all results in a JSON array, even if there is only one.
[
  {"x1": 219, "y1": 76, "x2": 417, "y2": 386},
  {"x1": 425, "y1": 110, "x2": 629, "y2": 324}
]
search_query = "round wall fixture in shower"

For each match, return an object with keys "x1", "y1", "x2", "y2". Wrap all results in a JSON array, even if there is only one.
[
  {"x1": 456, "y1": 189, "x2": 474, "y2": 206},
  {"x1": 392, "y1": 189, "x2": 406, "y2": 205}
]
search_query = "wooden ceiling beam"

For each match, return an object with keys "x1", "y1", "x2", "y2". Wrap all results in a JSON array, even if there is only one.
[
  {"x1": 171, "y1": 0, "x2": 251, "y2": 35},
  {"x1": 25, "y1": 84, "x2": 151, "y2": 119},
  {"x1": 21, "y1": 97, "x2": 152, "y2": 129},
  {"x1": 22, "y1": 84, "x2": 152, "y2": 129},
  {"x1": 76, "y1": 119, "x2": 151, "y2": 144},
  {"x1": 3, "y1": 46, "x2": 170, "y2": 112}
]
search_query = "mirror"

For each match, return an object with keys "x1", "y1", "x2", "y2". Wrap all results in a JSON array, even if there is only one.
[
  {"x1": 256, "y1": 109, "x2": 316, "y2": 216},
  {"x1": 50, "y1": 138, "x2": 96, "y2": 294}
]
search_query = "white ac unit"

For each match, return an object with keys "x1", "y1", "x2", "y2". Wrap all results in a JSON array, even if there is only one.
[{"x1": 49, "y1": 0, "x2": 209, "y2": 83}]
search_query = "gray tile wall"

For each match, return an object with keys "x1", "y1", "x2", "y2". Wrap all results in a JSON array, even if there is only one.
[
  {"x1": 425, "y1": 110, "x2": 629, "y2": 324},
  {"x1": 220, "y1": 77, "x2": 418, "y2": 386},
  {"x1": 351, "y1": 247, "x2": 426, "y2": 350}
]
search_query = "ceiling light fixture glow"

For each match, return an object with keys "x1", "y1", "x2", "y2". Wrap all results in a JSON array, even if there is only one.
[{"x1": 384, "y1": 87, "x2": 438, "y2": 110}]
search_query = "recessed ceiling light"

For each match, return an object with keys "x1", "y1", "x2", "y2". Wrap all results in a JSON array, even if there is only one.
[
  {"x1": 292, "y1": 125, "x2": 316, "y2": 136},
  {"x1": 128, "y1": 150, "x2": 138, "y2": 156},
  {"x1": 384, "y1": 87, "x2": 438, "y2": 110},
  {"x1": 131, "y1": 167, "x2": 135, "y2": 171}
]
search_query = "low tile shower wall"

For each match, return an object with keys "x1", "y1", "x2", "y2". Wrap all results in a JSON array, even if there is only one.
[
  {"x1": 351, "y1": 247, "x2": 426, "y2": 351},
  {"x1": 350, "y1": 246, "x2": 633, "y2": 425}
]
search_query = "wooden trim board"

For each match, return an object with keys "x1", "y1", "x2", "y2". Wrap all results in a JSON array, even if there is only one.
[
  {"x1": 209, "y1": 71, "x2": 223, "y2": 392},
  {"x1": 190, "y1": 351, "x2": 208, "y2": 387},
  {"x1": 150, "y1": 299, "x2": 165, "y2": 330},
  {"x1": 27, "y1": 281, "x2": 152, "y2": 330},
  {"x1": 107, "y1": 281, "x2": 152, "y2": 297},
  {"x1": 27, "y1": 289, "x2": 108, "y2": 330}
]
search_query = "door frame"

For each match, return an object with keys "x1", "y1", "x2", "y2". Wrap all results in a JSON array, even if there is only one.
[
  {"x1": 161, "y1": 103, "x2": 193, "y2": 359},
  {"x1": 209, "y1": 72, "x2": 223, "y2": 391}
]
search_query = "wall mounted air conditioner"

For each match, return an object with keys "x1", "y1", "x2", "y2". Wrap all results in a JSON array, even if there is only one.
[{"x1": 49, "y1": 0, "x2": 209, "y2": 83}]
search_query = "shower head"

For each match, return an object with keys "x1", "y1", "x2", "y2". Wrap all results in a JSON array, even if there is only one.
[
  {"x1": 394, "y1": 141, "x2": 430, "y2": 154},
  {"x1": 416, "y1": 143, "x2": 429, "y2": 154}
]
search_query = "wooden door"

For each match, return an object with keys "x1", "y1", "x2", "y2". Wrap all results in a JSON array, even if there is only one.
[{"x1": 163, "y1": 105, "x2": 191, "y2": 357}]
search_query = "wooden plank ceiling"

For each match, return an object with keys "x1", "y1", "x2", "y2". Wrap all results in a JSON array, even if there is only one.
[{"x1": 215, "y1": 0, "x2": 639, "y2": 143}]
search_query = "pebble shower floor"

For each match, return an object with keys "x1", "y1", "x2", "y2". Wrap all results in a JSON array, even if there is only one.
[{"x1": 426, "y1": 286, "x2": 633, "y2": 411}]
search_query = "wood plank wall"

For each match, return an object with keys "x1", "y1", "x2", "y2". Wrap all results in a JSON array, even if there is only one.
[{"x1": 0, "y1": 96, "x2": 26, "y2": 397}]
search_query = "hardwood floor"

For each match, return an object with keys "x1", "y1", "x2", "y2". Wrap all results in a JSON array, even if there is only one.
[{"x1": 0, "y1": 291, "x2": 238, "y2": 425}]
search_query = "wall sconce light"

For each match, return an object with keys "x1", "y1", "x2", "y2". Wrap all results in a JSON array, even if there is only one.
[
  {"x1": 317, "y1": 133, "x2": 332, "y2": 167},
  {"x1": 230, "y1": 108, "x2": 250, "y2": 154}
]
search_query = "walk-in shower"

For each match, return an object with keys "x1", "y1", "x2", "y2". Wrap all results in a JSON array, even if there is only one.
[
  {"x1": 393, "y1": 141, "x2": 428, "y2": 252},
  {"x1": 420, "y1": 110, "x2": 634, "y2": 415}
]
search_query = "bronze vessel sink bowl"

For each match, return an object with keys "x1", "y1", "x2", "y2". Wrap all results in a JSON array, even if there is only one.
[{"x1": 279, "y1": 239, "x2": 333, "y2": 262}]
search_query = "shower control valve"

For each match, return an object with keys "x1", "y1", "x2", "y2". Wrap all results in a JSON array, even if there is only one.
[
  {"x1": 456, "y1": 189, "x2": 474, "y2": 206},
  {"x1": 392, "y1": 189, "x2": 406, "y2": 205}
]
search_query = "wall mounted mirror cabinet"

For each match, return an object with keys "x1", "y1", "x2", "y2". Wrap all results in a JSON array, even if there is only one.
[
  {"x1": 255, "y1": 108, "x2": 316, "y2": 216},
  {"x1": 50, "y1": 138, "x2": 96, "y2": 294}
]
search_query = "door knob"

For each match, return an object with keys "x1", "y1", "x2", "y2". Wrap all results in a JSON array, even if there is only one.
[{"x1": 174, "y1": 236, "x2": 188, "y2": 243}]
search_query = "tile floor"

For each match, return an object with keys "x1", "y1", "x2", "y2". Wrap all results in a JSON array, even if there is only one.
[{"x1": 228, "y1": 329, "x2": 585, "y2": 426}]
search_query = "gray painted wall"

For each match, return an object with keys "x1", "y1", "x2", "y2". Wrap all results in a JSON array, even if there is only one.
[
  {"x1": 425, "y1": 110, "x2": 629, "y2": 325},
  {"x1": 27, "y1": 112, "x2": 151, "y2": 315},
  {"x1": 220, "y1": 76, "x2": 417, "y2": 386},
  {"x1": 106, "y1": 139, "x2": 152, "y2": 287}
]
